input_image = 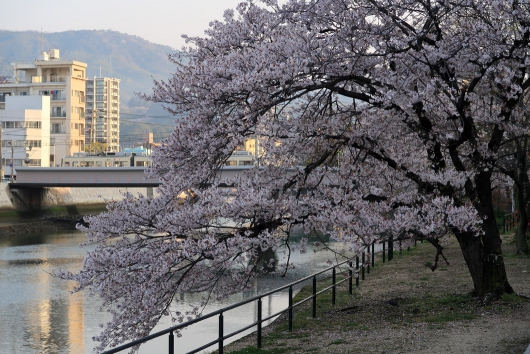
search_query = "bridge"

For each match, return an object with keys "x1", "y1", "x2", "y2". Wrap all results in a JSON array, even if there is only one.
[
  {"x1": 11, "y1": 166, "x2": 257, "y2": 188},
  {"x1": 8, "y1": 166, "x2": 258, "y2": 210}
]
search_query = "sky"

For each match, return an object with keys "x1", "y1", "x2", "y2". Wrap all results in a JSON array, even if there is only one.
[{"x1": 0, "y1": 0, "x2": 245, "y2": 49}]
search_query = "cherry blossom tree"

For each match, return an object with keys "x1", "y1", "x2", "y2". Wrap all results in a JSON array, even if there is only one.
[{"x1": 59, "y1": 0, "x2": 530, "y2": 350}]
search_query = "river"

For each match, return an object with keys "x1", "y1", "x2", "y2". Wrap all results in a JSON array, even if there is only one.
[{"x1": 0, "y1": 230, "x2": 353, "y2": 354}]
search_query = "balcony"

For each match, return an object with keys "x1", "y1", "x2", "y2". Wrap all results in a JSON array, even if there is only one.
[
  {"x1": 33, "y1": 75, "x2": 66, "y2": 83},
  {"x1": 51, "y1": 111, "x2": 66, "y2": 118}
]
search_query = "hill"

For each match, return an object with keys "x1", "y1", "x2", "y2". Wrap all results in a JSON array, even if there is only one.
[
  {"x1": 0, "y1": 30, "x2": 178, "y2": 103},
  {"x1": 0, "y1": 30, "x2": 180, "y2": 143}
]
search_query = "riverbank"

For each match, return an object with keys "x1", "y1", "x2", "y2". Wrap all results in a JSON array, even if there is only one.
[
  {"x1": 0, "y1": 184, "x2": 154, "y2": 218},
  {"x1": 0, "y1": 218, "x2": 81, "y2": 236},
  {"x1": 225, "y1": 235, "x2": 530, "y2": 354}
]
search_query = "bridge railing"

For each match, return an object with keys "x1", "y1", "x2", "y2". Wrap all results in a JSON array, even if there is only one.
[{"x1": 102, "y1": 237, "x2": 416, "y2": 354}]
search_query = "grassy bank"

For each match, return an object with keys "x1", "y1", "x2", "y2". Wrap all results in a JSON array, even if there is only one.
[{"x1": 225, "y1": 236, "x2": 530, "y2": 354}]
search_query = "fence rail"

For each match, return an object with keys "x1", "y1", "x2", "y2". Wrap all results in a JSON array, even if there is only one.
[
  {"x1": 102, "y1": 238, "x2": 415, "y2": 354},
  {"x1": 503, "y1": 212, "x2": 517, "y2": 234}
]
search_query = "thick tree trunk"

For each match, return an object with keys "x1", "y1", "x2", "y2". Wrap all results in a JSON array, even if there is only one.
[
  {"x1": 454, "y1": 231, "x2": 513, "y2": 297},
  {"x1": 456, "y1": 172, "x2": 514, "y2": 297}
]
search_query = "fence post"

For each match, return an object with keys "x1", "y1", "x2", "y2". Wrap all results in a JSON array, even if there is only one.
[
  {"x1": 332, "y1": 267, "x2": 336, "y2": 305},
  {"x1": 257, "y1": 298, "x2": 262, "y2": 348},
  {"x1": 388, "y1": 237, "x2": 394, "y2": 261},
  {"x1": 219, "y1": 312, "x2": 224, "y2": 354},
  {"x1": 356, "y1": 256, "x2": 359, "y2": 287},
  {"x1": 349, "y1": 261, "x2": 353, "y2": 295},
  {"x1": 371, "y1": 243, "x2": 375, "y2": 268},
  {"x1": 288, "y1": 286, "x2": 293, "y2": 332},
  {"x1": 169, "y1": 331, "x2": 174, "y2": 354},
  {"x1": 367, "y1": 249, "x2": 370, "y2": 274},
  {"x1": 502, "y1": 215, "x2": 506, "y2": 234},
  {"x1": 362, "y1": 252, "x2": 365, "y2": 280},
  {"x1": 383, "y1": 241, "x2": 386, "y2": 263},
  {"x1": 313, "y1": 276, "x2": 317, "y2": 317}
]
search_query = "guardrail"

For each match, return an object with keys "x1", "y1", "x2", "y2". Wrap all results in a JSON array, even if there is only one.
[{"x1": 102, "y1": 237, "x2": 417, "y2": 354}]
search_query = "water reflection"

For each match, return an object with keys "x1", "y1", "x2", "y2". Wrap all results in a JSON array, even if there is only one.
[
  {"x1": 0, "y1": 232, "x2": 100, "y2": 354},
  {"x1": 0, "y1": 231, "x2": 350, "y2": 354}
]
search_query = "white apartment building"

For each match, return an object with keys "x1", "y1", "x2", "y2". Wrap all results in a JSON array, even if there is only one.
[
  {"x1": 0, "y1": 49, "x2": 87, "y2": 167},
  {"x1": 85, "y1": 77, "x2": 120, "y2": 152},
  {"x1": 0, "y1": 95, "x2": 51, "y2": 178}
]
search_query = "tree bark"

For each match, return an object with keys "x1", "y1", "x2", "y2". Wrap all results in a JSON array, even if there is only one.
[{"x1": 455, "y1": 172, "x2": 514, "y2": 297}]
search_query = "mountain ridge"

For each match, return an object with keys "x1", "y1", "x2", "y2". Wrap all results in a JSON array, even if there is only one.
[
  {"x1": 0, "y1": 29, "x2": 177, "y2": 104},
  {"x1": 0, "y1": 30, "x2": 179, "y2": 144}
]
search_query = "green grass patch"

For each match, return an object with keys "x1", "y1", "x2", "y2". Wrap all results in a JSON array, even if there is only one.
[
  {"x1": 500, "y1": 293, "x2": 526, "y2": 303},
  {"x1": 328, "y1": 339, "x2": 346, "y2": 345}
]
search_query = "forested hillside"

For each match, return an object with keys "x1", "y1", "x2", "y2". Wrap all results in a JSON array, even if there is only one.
[{"x1": 0, "y1": 30, "x2": 179, "y2": 143}]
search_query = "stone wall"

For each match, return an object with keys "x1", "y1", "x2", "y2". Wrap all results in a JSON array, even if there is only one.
[{"x1": 0, "y1": 183, "x2": 156, "y2": 217}]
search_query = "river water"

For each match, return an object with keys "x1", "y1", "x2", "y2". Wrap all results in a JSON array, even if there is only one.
[{"x1": 0, "y1": 230, "x2": 354, "y2": 354}]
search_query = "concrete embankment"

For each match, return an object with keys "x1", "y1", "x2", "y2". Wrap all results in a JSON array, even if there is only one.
[{"x1": 0, "y1": 183, "x2": 155, "y2": 222}]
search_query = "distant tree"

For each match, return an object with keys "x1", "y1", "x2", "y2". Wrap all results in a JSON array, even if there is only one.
[
  {"x1": 59, "y1": 0, "x2": 530, "y2": 350},
  {"x1": 86, "y1": 142, "x2": 108, "y2": 154}
]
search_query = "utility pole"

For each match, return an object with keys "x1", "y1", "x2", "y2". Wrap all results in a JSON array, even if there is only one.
[
  {"x1": 8, "y1": 141, "x2": 13, "y2": 183},
  {"x1": 0, "y1": 123, "x2": 3, "y2": 180}
]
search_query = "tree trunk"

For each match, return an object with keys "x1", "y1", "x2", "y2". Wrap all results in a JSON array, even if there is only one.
[
  {"x1": 456, "y1": 172, "x2": 514, "y2": 297},
  {"x1": 514, "y1": 180, "x2": 530, "y2": 255},
  {"x1": 454, "y1": 231, "x2": 513, "y2": 297}
]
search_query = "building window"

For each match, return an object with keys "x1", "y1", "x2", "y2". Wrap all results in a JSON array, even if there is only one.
[
  {"x1": 24, "y1": 121, "x2": 42, "y2": 129},
  {"x1": 25, "y1": 159, "x2": 41, "y2": 167},
  {"x1": 25, "y1": 140, "x2": 42, "y2": 148},
  {"x1": 51, "y1": 123, "x2": 62, "y2": 134},
  {"x1": 2, "y1": 121, "x2": 24, "y2": 129},
  {"x1": 2, "y1": 141, "x2": 23, "y2": 147}
]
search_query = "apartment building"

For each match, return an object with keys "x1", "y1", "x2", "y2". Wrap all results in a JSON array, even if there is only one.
[
  {"x1": 0, "y1": 49, "x2": 87, "y2": 166},
  {"x1": 85, "y1": 77, "x2": 120, "y2": 152},
  {"x1": 0, "y1": 95, "x2": 51, "y2": 178}
]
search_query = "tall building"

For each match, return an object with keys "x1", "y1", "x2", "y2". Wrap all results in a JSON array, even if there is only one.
[
  {"x1": 85, "y1": 77, "x2": 120, "y2": 152},
  {"x1": 0, "y1": 49, "x2": 87, "y2": 167},
  {"x1": 0, "y1": 96, "x2": 51, "y2": 178}
]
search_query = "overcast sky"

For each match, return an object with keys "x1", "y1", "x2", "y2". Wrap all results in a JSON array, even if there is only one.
[{"x1": 0, "y1": 0, "x2": 245, "y2": 49}]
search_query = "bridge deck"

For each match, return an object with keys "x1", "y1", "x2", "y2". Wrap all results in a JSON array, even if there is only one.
[
  {"x1": 10, "y1": 166, "x2": 259, "y2": 188},
  {"x1": 11, "y1": 167, "x2": 160, "y2": 188}
]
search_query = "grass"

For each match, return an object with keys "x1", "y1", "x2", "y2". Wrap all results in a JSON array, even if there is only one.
[{"x1": 225, "y1": 235, "x2": 530, "y2": 354}]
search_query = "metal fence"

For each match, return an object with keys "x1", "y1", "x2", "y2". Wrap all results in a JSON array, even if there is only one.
[
  {"x1": 503, "y1": 212, "x2": 517, "y2": 234},
  {"x1": 102, "y1": 238, "x2": 413, "y2": 354}
]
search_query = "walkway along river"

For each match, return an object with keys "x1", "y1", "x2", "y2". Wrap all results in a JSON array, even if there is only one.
[{"x1": 0, "y1": 229, "x2": 358, "y2": 353}]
